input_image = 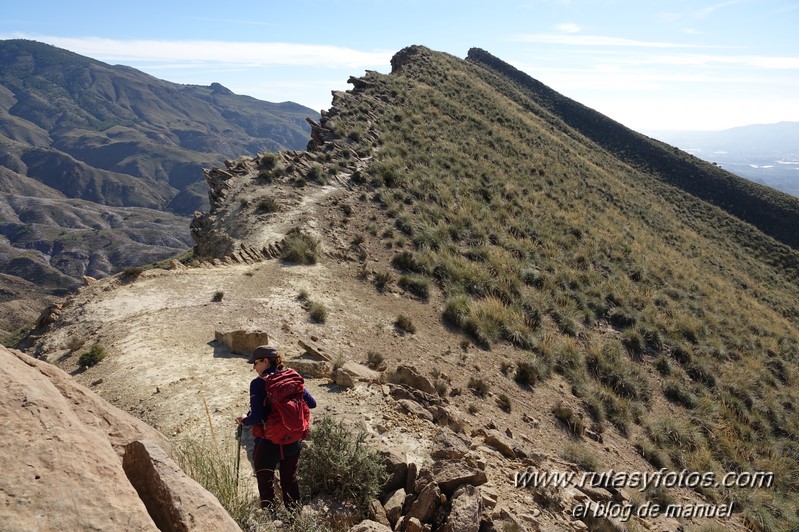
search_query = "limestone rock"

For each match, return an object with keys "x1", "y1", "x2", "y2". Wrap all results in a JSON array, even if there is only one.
[
  {"x1": 389, "y1": 383, "x2": 440, "y2": 406},
  {"x1": 397, "y1": 399, "x2": 434, "y2": 422},
  {"x1": 405, "y1": 481, "x2": 441, "y2": 524},
  {"x1": 123, "y1": 440, "x2": 239, "y2": 532},
  {"x1": 475, "y1": 428, "x2": 517, "y2": 459},
  {"x1": 380, "y1": 451, "x2": 408, "y2": 494},
  {"x1": 394, "y1": 365, "x2": 437, "y2": 395},
  {"x1": 334, "y1": 360, "x2": 382, "y2": 387},
  {"x1": 348, "y1": 520, "x2": 393, "y2": 532},
  {"x1": 442, "y1": 485, "x2": 482, "y2": 532},
  {"x1": 214, "y1": 329, "x2": 269, "y2": 355},
  {"x1": 0, "y1": 347, "x2": 162, "y2": 530},
  {"x1": 432, "y1": 460, "x2": 488, "y2": 496},
  {"x1": 298, "y1": 339, "x2": 333, "y2": 361},
  {"x1": 405, "y1": 517, "x2": 424, "y2": 532},
  {"x1": 382, "y1": 488, "x2": 405, "y2": 527},
  {"x1": 286, "y1": 358, "x2": 331, "y2": 379},
  {"x1": 430, "y1": 429, "x2": 472, "y2": 460},
  {"x1": 367, "y1": 498, "x2": 391, "y2": 528}
]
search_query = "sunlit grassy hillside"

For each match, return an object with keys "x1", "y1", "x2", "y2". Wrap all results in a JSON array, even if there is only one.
[{"x1": 282, "y1": 45, "x2": 799, "y2": 529}]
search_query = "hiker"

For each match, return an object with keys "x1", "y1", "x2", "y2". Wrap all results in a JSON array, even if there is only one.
[{"x1": 236, "y1": 344, "x2": 316, "y2": 510}]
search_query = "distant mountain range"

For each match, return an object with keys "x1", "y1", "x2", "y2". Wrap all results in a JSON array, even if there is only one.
[
  {"x1": 649, "y1": 122, "x2": 799, "y2": 197},
  {"x1": 0, "y1": 39, "x2": 317, "y2": 338}
]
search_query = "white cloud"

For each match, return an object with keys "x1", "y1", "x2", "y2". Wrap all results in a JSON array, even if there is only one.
[
  {"x1": 555, "y1": 23, "x2": 581, "y2": 33},
  {"x1": 512, "y1": 33, "x2": 712, "y2": 48},
  {"x1": 693, "y1": 0, "x2": 743, "y2": 19},
  {"x1": 627, "y1": 53, "x2": 799, "y2": 70},
  {"x1": 3, "y1": 34, "x2": 393, "y2": 69}
]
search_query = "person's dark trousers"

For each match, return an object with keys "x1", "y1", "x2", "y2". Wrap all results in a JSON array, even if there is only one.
[{"x1": 253, "y1": 441, "x2": 301, "y2": 508}]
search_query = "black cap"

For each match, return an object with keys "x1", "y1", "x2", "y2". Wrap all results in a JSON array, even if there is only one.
[{"x1": 247, "y1": 345, "x2": 278, "y2": 363}]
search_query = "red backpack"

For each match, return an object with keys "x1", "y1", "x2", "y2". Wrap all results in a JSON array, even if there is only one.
[{"x1": 252, "y1": 368, "x2": 310, "y2": 446}]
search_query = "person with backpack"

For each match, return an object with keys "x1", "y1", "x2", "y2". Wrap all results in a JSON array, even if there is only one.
[{"x1": 236, "y1": 344, "x2": 316, "y2": 510}]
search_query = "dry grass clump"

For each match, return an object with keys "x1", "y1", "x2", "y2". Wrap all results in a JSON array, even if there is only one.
[
  {"x1": 280, "y1": 228, "x2": 318, "y2": 265},
  {"x1": 552, "y1": 402, "x2": 585, "y2": 437}
]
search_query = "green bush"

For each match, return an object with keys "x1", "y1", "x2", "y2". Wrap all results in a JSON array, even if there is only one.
[
  {"x1": 256, "y1": 197, "x2": 279, "y2": 214},
  {"x1": 308, "y1": 301, "x2": 328, "y2": 323},
  {"x1": 552, "y1": 402, "x2": 585, "y2": 436},
  {"x1": 373, "y1": 271, "x2": 394, "y2": 291},
  {"x1": 281, "y1": 228, "x2": 319, "y2": 265},
  {"x1": 298, "y1": 416, "x2": 387, "y2": 514},
  {"x1": 497, "y1": 394, "x2": 512, "y2": 412},
  {"x1": 663, "y1": 380, "x2": 699, "y2": 409},
  {"x1": 395, "y1": 314, "x2": 416, "y2": 333},
  {"x1": 561, "y1": 442, "x2": 599, "y2": 471},
  {"x1": 367, "y1": 351, "x2": 384, "y2": 369},
  {"x1": 468, "y1": 377, "x2": 489, "y2": 397},
  {"x1": 78, "y1": 345, "x2": 106, "y2": 368},
  {"x1": 515, "y1": 357, "x2": 551, "y2": 387},
  {"x1": 398, "y1": 275, "x2": 430, "y2": 300},
  {"x1": 443, "y1": 295, "x2": 470, "y2": 329}
]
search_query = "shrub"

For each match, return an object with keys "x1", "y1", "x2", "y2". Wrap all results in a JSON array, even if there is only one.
[
  {"x1": 212, "y1": 291, "x2": 224, "y2": 302},
  {"x1": 561, "y1": 442, "x2": 599, "y2": 471},
  {"x1": 443, "y1": 295, "x2": 470, "y2": 329},
  {"x1": 121, "y1": 266, "x2": 144, "y2": 282},
  {"x1": 552, "y1": 402, "x2": 585, "y2": 437},
  {"x1": 497, "y1": 394, "x2": 512, "y2": 412},
  {"x1": 391, "y1": 250, "x2": 427, "y2": 273},
  {"x1": 298, "y1": 416, "x2": 387, "y2": 514},
  {"x1": 281, "y1": 228, "x2": 319, "y2": 265},
  {"x1": 515, "y1": 357, "x2": 551, "y2": 387},
  {"x1": 308, "y1": 301, "x2": 328, "y2": 323},
  {"x1": 398, "y1": 275, "x2": 430, "y2": 300},
  {"x1": 366, "y1": 351, "x2": 384, "y2": 369},
  {"x1": 395, "y1": 314, "x2": 416, "y2": 333},
  {"x1": 468, "y1": 377, "x2": 490, "y2": 397},
  {"x1": 256, "y1": 197, "x2": 279, "y2": 214},
  {"x1": 78, "y1": 344, "x2": 106, "y2": 368},
  {"x1": 307, "y1": 163, "x2": 325, "y2": 182},
  {"x1": 373, "y1": 271, "x2": 394, "y2": 291},
  {"x1": 608, "y1": 309, "x2": 637, "y2": 329},
  {"x1": 663, "y1": 380, "x2": 699, "y2": 409}
]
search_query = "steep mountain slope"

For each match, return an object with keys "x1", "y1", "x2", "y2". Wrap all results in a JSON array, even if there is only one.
[
  {"x1": 0, "y1": 39, "x2": 317, "y2": 339},
  {"x1": 28, "y1": 46, "x2": 799, "y2": 531},
  {"x1": 0, "y1": 39, "x2": 314, "y2": 212}
]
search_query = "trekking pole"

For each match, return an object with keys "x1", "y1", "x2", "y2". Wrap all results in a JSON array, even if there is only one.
[{"x1": 234, "y1": 423, "x2": 243, "y2": 491}]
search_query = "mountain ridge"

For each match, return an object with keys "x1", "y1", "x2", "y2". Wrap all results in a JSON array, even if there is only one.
[
  {"x1": 465, "y1": 47, "x2": 799, "y2": 251},
  {"x1": 16, "y1": 44, "x2": 799, "y2": 530}
]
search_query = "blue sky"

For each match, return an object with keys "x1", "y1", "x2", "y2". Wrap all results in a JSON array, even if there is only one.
[{"x1": 2, "y1": 0, "x2": 798, "y2": 132}]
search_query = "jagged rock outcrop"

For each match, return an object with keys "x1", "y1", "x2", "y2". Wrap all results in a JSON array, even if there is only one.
[{"x1": 0, "y1": 346, "x2": 235, "y2": 531}]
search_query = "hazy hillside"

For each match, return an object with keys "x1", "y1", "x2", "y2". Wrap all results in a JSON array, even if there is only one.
[
  {"x1": 21, "y1": 44, "x2": 799, "y2": 530},
  {"x1": 0, "y1": 39, "x2": 317, "y2": 340},
  {"x1": 0, "y1": 39, "x2": 315, "y2": 213},
  {"x1": 649, "y1": 122, "x2": 799, "y2": 197}
]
